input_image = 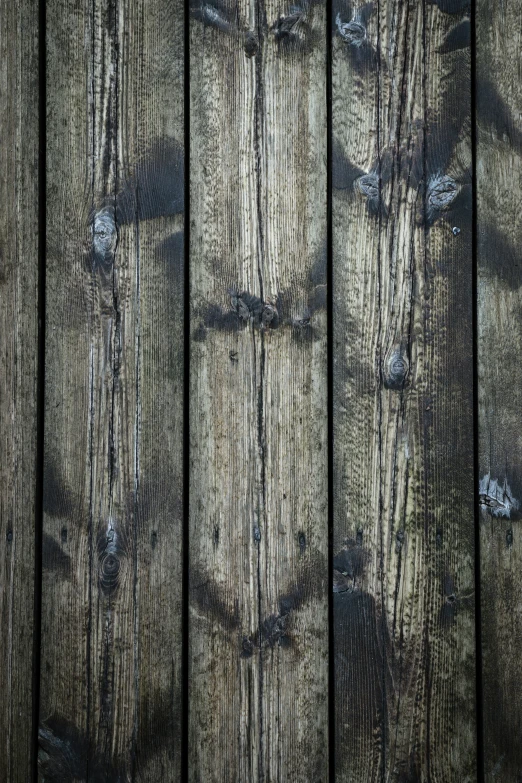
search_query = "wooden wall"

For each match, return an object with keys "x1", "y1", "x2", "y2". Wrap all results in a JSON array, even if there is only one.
[{"x1": 0, "y1": 0, "x2": 520, "y2": 781}]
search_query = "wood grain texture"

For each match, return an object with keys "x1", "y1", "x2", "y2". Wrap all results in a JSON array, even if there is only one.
[
  {"x1": 0, "y1": 0, "x2": 39, "y2": 779},
  {"x1": 189, "y1": 0, "x2": 328, "y2": 780},
  {"x1": 477, "y1": 2, "x2": 522, "y2": 781},
  {"x1": 332, "y1": 1, "x2": 475, "y2": 780},
  {"x1": 40, "y1": 0, "x2": 184, "y2": 778}
]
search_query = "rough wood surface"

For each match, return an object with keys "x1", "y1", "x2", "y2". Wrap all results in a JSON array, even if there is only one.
[
  {"x1": 40, "y1": 0, "x2": 184, "y2": 778},
  {"x1": 477, "y1": 2, "x2": 522, "y2": 780},
  {"x1": 332, "y1": 1, "x2": 475, "y2": 780},
  {"x1": 0, "y1": 0, "x2": 39, "y2": 779},
  {"x1": 189, "y1": 0, "x2": 328, "y2": 779}
]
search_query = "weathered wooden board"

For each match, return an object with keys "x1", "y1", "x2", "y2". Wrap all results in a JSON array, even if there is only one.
[
  {"x1": 0, "y1": 0, "x2": 40, "y2": 779},
  {"x1": 332, "y1": 1, "x2": 475, "y2": 780},
  {"x1": 40, "y1": 0, "x2": 184, "y2": 778},
  {"x1": 477, "y1": 2, "x2": 522, "y2": 780},
  {"x1": 189, "y1": 0, "x2": 328, "y2": 779}
]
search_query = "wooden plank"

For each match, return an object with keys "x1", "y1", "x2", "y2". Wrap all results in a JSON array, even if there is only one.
[
  {"x1": 188, "y1": 0, "x2": 328, "y2": 779},
  {"x1": 477, "y1": 2, "x2": 522, "y2": 780},
  {"x1": 0, "y1": 0, "x2": 39, "y2": 779},
  {"x1": 39, "y1": 0, "x2": 184, "y2": 777},
  {"x1": 332, "y1": 1, "x2": 475, "y2": 780}
]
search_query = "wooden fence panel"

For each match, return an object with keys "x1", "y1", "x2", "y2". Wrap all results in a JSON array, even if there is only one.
[
  {"x1": 0, "y1": 0, "x2": 39, "y2": 779},
  {"x1": 39, "y1": 0, "x2": 184, "y2": 777},
  {"x1": 188, "y1": 0, "x2": 328, "y2": 779},
  {"x1": 332, "y1": 2, "x2": 476, "y2": 780},
  {"x1": 4, "y1": 1, "x2": 522, "y2": 779},
  {"x1": 477, "y1": 2, "x2": 522, "y2": 781}
]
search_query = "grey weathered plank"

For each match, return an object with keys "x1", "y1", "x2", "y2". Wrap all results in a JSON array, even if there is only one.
[
  {"x1": 40, "y1": 0, "x2": 184, "y2": 778},
  {"x1": 0, "y1": 0, "x2": 39, "y2": 779},
  {"x1": 188, "y1": 0, "x2": 328, "y2": 779},
  {"x1": 332, "y1": 1, "x2": 475, "y2": 780},
  {"x1": 477, "y1": 1, "x2": 522, "y2": 780}
]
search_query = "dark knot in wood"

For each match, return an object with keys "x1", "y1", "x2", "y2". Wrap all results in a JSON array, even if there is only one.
[
  {"x1": 384, "y1": 349, "x2": 409, "y2": 390},
  {"x1": 427, "y1": 175, "x2": 458, "y2": 218},
  {"x1": 192, "y1": 2, "x2": 235, "y2": 34},
  {"x1": 479, "y1": 473, "x2": 519, "y2": 518},
  {"x1": 395, "y1": 530, "x2": 405, "y2": 553},
  {"x1": 229, "y1": 289, "x2": 279, "y2": 330},
  {"x1": 92, "y1": 207, "x2": 117, "y2": 258},
  {"x1": 99, "y1": 552, "x2": 121, "y2": 593},
  {"x1": 336, "y1": 14, "x2": 366, "y2": 46},
  {"x1": 244, "y1": 31, "x2": 258, "y2": 57},
  {"x1": 356, "y1": 173, "x2": 380, "y2": 214},
  {"x1": 273, "y1": 11, "x2": 303, "y2": 41},
  {"x1": 262, "y1": 302, "x2": 278, "y2": 328},
  {"x1": 97, "y1": 528, "x2": 123, "y2": 594}
]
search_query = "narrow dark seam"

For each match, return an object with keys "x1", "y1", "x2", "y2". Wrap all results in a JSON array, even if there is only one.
[
  {"x1": 326, "y1": 0, "x2": 334, "y2": 774},
  {"x1": 253, "y1": 2, "x2": 267, "y2": 778},
  {"x1": 375, "y1": 1, "x2": 388, "y2": 780},
  {"x1": 86, "y1": 0, "x2": 98, "y2": 776},
  {"x1": 103, "y1": 0, "x2": 121, "y2": 767},
  {"x1": 470, "y1": 1, "x2": 484, "y2": 780},
  {"x1": 181, "y1": 0, "x2": 191, "y2": 776},
  {"x1": 391, "y1": 219, "x2": 417, "y2": 758},
  {"x1": 421, "y1": 2, "x2": 432, "y2": 779},
  {"x1": 33, "y1": 0, "x2": 47, "y2": 776},
  {"x1": 385, "y1": 0, "x2": 414, "y2": 600},
  {"x1": 109, "y1": 0, "x2": 121, "y2": 515},
  {"x1": 253, "y1": 330, "x2": 265, "y2": 782}
]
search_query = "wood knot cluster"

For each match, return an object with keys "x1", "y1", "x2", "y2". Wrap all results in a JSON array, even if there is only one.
[
  {"x1": 335, "y1": 14, "x2": 366, "y2": 46},
  {"x1": 427, "y1": 175, "x2": 458, "y2": 219},
  {"x1": 332, "y1": 539, "x2": 369, "y2": 593},
  {"x1": 356, "y1": 173, "x2": 380, "y2": 214},
  {"x1": 479, "y1": 474, "x2": 520, "y2": 519},
  {"x1": 272, "y1": 10, "x2": 307, "y2": 47},
  {"x1": 243, "y1": 31, "x2": 258, "y2": 57},
  {"x1": 292, "y1": 314, "x2": 311, "y2": 329},
  {"x1": 100, "y1": 552, "x2": 120, "y2": 589},
  {"x1": 97, "y1": 528, "x2": 123, "y2": 595},
  {"x1": 384, "y1": 349, "x2": 409, "y2": 390},
  {"x1": 229, "y1": 289, "x2": 278, "y2": 329},
  {"x1": 92, "y1": 207, "x2": 117, "y2": 258},
  {"x1": 240, "y1": 609, "x2": 291, "y2": 657},
  {"x1": 192, "y1": 2, "x2": 234, "y2": 34}
]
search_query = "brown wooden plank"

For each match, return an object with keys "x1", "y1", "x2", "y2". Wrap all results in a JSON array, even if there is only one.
[
  {"x1": 332, "y1": 1, "x2": 475, "y2": 780},
  {"x1": 39, "y1": 0, "x2": 184, "y2": 777},
  {"x1": 0, "y1": 0, "x2": 39, "y2": 779},
  {"x1": 477, "y1": 1, "x2": 522, "y2": 780},
  {"x1": 188, "y1": 0, "x2": 328, "y2": 779}
]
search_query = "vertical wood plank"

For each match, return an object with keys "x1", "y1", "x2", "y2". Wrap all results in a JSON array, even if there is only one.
[
  {"x1": 189, "y1": 0, "x2": 328, "y2": 779},
  {"x1": 0, "y1": 0, "x2": 39, "y2": 779},
  {"x1": 332, "y1": 1, "x2": 475, "y2": 780},
  {"x1": 40, "y1": 0, "x2": 184, "y2": 777},
  {"x1": 477, "y1": 2, "x2": 522, "y2": 780}
]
